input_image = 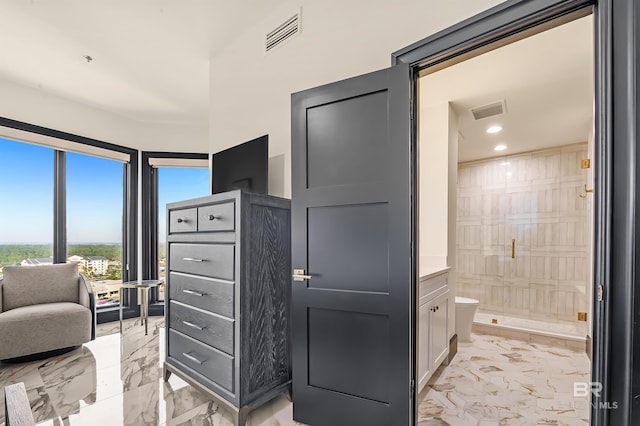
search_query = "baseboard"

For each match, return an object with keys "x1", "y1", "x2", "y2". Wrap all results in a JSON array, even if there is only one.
[
  {"x1": 148, "y1": 302, "x2": 165, "y2": 317},
  {"x1": 447, "y1": 334, "x2": 458, "y2": 364},
  {"x1": 586, "y1": 334, "x2": 592, "y2": 360}
]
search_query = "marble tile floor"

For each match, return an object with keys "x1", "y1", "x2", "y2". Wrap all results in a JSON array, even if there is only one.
[
  {"x1": 0, "y1": 317, "x2": 304, "y2": 426},
  {"x1": 418, "y1": 333, "x2": 591, "y2": 426},
  {"x1": 0, "y1": 317, "x2": 590, "y2": 426}
]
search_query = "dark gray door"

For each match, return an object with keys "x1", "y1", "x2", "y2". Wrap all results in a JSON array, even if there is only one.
[{"x1": 291, "y1": 63, "x2": 412, "y2": 426}]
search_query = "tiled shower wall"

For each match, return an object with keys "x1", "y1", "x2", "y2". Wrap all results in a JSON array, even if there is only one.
[{"x1": 456, "y1": 143, "x2": 591, "y2": 337}]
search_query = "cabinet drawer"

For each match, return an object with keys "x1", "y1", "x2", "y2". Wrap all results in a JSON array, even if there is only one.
[
  {"x1": 170, "y1": 243, "x2": 235, "y2": 281},
  {"x1": 169, "y1": 272, "x2": 234, "y2": 318},
  {"x1": 169, "y1": 208, "x2": 198, "y2": 233},
  {"x1": 419, "y1": 272, "x2": 448, "y2": 305},
  {"x1": 198, "y1": 202, "x2": 235, "y2": 232},
  {"x1": 170, "y1": 301, "x2": 234, "y2": 355},
  {"x1": 169, "y1": 329, "x2": 234, "y2": 392}
]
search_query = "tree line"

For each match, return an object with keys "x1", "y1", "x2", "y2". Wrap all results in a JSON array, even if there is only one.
[{"x1": 0, "y1": 244, "x2": 122, "y2": 267}]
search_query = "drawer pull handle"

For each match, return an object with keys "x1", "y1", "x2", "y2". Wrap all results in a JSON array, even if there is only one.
[
  {"x1": 177, "y1": 218, "x2": 186, "y2": 223},
  {"x1": 183, "y1": 257, "x2": 206, "y2": 262},
  {"x1": 182, "y1": 352, "x2": 204, "y2": 365},
  {"x1": 208, "y1": 214, "x2": 216, "y2": 221},
  {"x1": 182, "y1": 289, "x2": 205, "y2": 297},
  {"x1": 182, "y1": 320, "x2": 204, "y2": 331}
]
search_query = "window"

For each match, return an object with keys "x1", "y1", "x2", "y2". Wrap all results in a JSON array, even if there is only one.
[
  {"x1": 157, "y1": 167, "x2": 209, "y2": 299},
  {"x1": 0, "y1": 119, "x2": 137, "y2": 322},
  {"x1": 67, "y1": 152, "x2": 124, "y2": 309},
  {"x1": 0, "y1": 139, "x2": 54, "y2": 271},
  {"x1": 142, "y1": 152, "x2": 209, "y2": 304}
]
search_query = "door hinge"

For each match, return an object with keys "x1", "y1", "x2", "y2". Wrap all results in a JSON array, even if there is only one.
[
  {"x1": 597, "y1": 284, "x2": 604, "y2": 302},
  {"x1": 410, "y1": 379, "x2": 415, "y2": 398}
]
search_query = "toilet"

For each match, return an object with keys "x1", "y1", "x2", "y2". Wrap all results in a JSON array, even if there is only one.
[{"x1": 455, "y1": 296, "x2": 479, "y2": 342}]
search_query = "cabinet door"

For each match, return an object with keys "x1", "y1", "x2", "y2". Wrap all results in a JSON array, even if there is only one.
[
  {"x1": 417, "y1": 303, "x2": 431, "y2": 392},
  {"x1": 430, "y1": 291, "x2": 449, "y2": 371}
]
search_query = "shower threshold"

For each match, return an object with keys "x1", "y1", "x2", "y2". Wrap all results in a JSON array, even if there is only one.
[{"x1": 473, "y1": 312, "x2": 587, "y2": 350}]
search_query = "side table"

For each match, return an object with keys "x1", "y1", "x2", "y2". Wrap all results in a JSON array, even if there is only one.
[{"x1": 119, "y1": 280, "x2": 163, "y2": 335}]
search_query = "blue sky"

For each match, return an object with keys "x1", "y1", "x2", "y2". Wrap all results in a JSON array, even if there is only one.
[
  {"x1": 0, "y1": 138, "x2": 209, "y2": 244},
  {"x1": 0, "y1": 139, "x2": 54, "y2": 244}
]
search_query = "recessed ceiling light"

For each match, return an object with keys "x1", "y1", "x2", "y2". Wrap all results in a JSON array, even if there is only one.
[
  {"x1": 494, "y1": 144, "x2": 507, "y2": 151},
  {"x1": 487, "y1": 125, "x2": 502, "y2": 134}
]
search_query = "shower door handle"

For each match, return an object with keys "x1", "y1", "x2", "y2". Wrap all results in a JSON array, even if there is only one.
[{"x1": 511, "y1": 239, "x2": 516, "y2": 259}]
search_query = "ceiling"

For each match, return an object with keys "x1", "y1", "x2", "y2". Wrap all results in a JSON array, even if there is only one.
[
  {"x1": 0, "y1": 1, "x2": 282, "y2": 125},
  {"x1": 419, "y1": 15, "x2": 594, "y2": 163},
  {"x1": 0, "y1": 3, "x2": 594, "y2": 142}
]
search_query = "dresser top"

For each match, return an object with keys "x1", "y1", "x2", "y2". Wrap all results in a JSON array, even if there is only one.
[{"x1": 167, "y1": 189, "x2": 290, "y2": 210}]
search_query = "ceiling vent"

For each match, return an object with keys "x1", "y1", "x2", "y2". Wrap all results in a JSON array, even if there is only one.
[
  {"x1": 265, "y1": 13, "x2": 300, "y2": 53},
  {"x1": 470, "y1": 100, "x2": 507, "y2": 120}
]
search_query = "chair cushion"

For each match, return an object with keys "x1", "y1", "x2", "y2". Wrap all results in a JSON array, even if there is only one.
[
  {"x1": 2, "y1": 263, "x2": 79, "y2": 311},
  {"x1": 0, "y1": 302, "x2": 91, "y2": 359}
]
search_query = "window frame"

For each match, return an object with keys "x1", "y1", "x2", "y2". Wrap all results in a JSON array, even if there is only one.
[
  {"x1": 0, "y1": 116, "x2": 139, "y2": 323},
  {"x1": 141, "y1": 151, "x2": 209, "y2": 313}
]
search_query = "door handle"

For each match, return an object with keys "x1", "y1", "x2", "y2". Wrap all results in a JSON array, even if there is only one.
[
  {"x1": 183, "y1": 257, "x2": 206, "y2": 262},
  {"x1": 293, "y1": 269, "x2": 313, "y2": 281},
  {"x1": 511, "y1": 239, "x2": 516, "y2": 259}
]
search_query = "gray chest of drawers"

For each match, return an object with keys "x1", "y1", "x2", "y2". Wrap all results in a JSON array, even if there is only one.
[{"x1": 163, "y1": 190, "x2": 291, "y2": 426}]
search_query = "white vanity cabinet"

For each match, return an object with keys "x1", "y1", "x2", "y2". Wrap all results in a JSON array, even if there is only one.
[{"x1": 417, "y1": 268, "x2": 450, "y2": 393}]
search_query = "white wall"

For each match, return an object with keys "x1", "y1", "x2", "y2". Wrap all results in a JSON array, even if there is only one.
[
  {"x1": 209, "y1": 0, "x2": 504, "y2": 197},
  {"x1": 418, "y1": 102, "x2": 449, "y2": 269},
  {"x1": 0, "y1": 79, "x2": 208, "y2": 152},
  {"x1": 417, "y1": 99, "x2": 459, "y2": 340}
]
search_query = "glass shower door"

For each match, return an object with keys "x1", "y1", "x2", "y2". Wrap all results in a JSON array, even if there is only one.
[{"x1": 503, "y1": 154, "x2": 533, "y2": 327}]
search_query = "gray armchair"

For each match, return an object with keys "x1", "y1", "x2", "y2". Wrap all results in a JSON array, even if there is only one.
[{"x1": 0, "y1": 263, "x2": 96, "y2": 361}]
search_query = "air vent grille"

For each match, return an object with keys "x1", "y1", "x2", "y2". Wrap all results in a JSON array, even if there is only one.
[
  {"x1": 471, "y1": 100, "x2": 507, "y2": 120},
  {"x1": 266, "y1": 13, "x2": 300, "y2": 52}
]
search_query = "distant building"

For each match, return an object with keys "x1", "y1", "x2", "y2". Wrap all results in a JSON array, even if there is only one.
[
  {"x1": 66, "y1": 255, "x2": 109, "y2": 275},
  {"x1": 85, "y1": 256, "x2": 109, "y2": 274},
  {"x1": 21, "y1": 257, "x2": 53, "y2": 266}
]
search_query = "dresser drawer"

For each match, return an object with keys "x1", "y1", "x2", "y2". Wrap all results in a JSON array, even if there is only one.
[
  {"x1": 170, "y1": 243, "x2": 235, "y2": 281},
  {"x1": 169, "y1": 329, "x2": 234, "y2": 392},
  {"x1": 198, "y1": 202, "x2": 235, "y2": 232},
  {"x1": 169, "y1": 208, "x2": 198, "y2": 233},
  {"x1": 170, "y1": 301, "x2": 234, "y2": 355},
  {"x1": 169, "y1": 272, "x2": 234, "y2": 318}
]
